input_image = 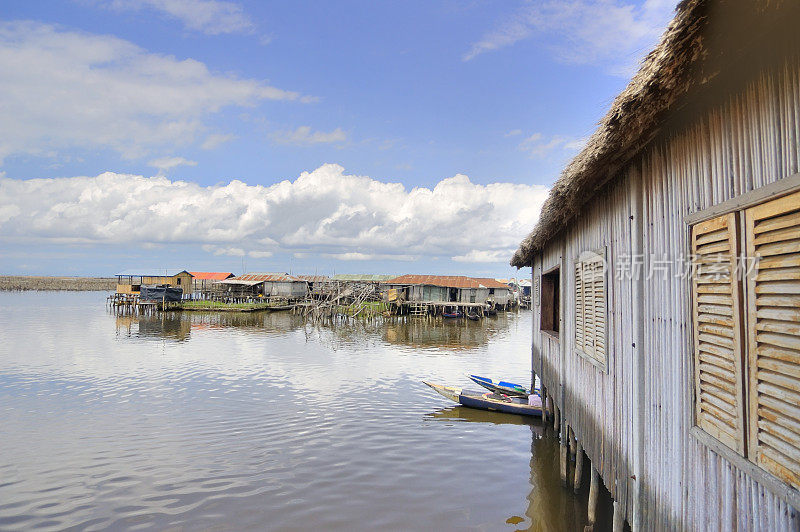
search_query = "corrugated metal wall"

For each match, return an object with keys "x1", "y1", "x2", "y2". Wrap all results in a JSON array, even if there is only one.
[{"x1": 532, "y1": 59, "x2": 800, "y2": 529}]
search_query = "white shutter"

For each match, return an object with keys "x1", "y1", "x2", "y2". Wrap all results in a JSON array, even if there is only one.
[
  {"x1": 745, "y1": 190, "x2": 800, "y2": 489},
  {"x1": 691, "y1": 213, "x2": 746, "y2": 454}
]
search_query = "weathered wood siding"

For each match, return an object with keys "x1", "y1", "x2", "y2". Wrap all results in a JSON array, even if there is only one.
[{"x1": 532, "y1": 59, "x2": 800, "y2": 529}]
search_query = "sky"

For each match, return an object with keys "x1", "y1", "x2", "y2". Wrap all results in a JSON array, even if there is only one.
[{"x1": 0, "y1": 0, "x2": 677, "y2": 278}]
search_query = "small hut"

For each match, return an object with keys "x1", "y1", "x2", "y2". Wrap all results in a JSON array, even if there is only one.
[{"x1": 115, "y1": 269, "x2": 193, "y2": 296}]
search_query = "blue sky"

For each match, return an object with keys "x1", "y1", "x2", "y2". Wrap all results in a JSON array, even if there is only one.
[{"x1": 0, "y1": 0, "x2": 676, "y2": 277}]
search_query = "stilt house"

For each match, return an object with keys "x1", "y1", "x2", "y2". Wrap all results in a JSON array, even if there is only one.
[
  {"x1": 511, "y1": 1, "x2": 799, "y2": 529},
  {"x1": 189, "y1": 272, "x2": 234, "y2": 297},
  {"x1": 226, "y1": 273, "x2": 308, "y2": 299},
  {"x1": 115, "y1": 269, "x2": 193, "y2": 295},
  {"x1": 384, "y1": 275, "x2": 509, "y2": 306}
]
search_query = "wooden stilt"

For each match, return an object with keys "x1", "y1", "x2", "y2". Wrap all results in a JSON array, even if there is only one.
[
  {"x1": 612, "y1": 500, "x2": 624, "y2": 532},
  {"x1": 569, "y1": 426, "x2": 577, "y2": 458},
  {"x1": 553, "y1": 403, "x2": 560, "y2": 432},
  {"x1": 588, "y1": 466, "x2": 599, "y2": 525},
  {"x1": 574, "y1": 444, "x2": 584, "y2": 493},
  {"x1": 541, "y1": 387, "x2": 548, "y2": 422},
  {"x1": 560, "y1": 438, "x2": 569, "y2": 486}
]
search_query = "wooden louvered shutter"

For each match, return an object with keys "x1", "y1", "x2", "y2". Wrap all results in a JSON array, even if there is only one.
[
  {"x1": 576, "y1": 262, "x2": 584, "y2": 349},
  {"x1": 592, "y1": 258, "x2": 606, "y2": 363},
  {"x1": 691, "y1": 213, "x2": 746, "y2": 454},
  {"x1": 575, "y1": 251, "x2": 606, "y2": 367},
  {"x1": 745, "y1": 190, "x2": 800, "y2": 489}
]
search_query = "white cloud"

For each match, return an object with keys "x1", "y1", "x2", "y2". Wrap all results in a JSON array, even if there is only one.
[
  {"x1": 0, "y1": 164, "x2": 549, "y2": 264},
  {"x1": 321, "y1": 252, "x2": 416, "y2": 262},
  {"x1": 202, "y1": 244, "x2": 245, "y2": 256},
  {"x1": 504, "y1": 129, "x2": 523, "y2": 137},
  {"x1": 463, "y1": 0, "x2": 676, "y2": 75},
  {"x1": 104, "y1": 0, "x2": 255, "y2": 35},
  {"x1": 148, "y1": 156, "x2": 198, "y2": 172},
  {"x1": 518, "y1": 132, "x2": 584, "y2": 158},
  {"x1": 0, "y1": 21, "x2": 312, "y2": 163},
  {"x1": 248, "y1": 250, "x2": 273, "y2": 258},
  {"x1": 452, "y1": 249, "x2": 514, "y2": 263},
  {"x1": 270, "y1": 126, "x2": 348, "y2": 146},
  {"x1": 201, "y1": 133, "x2": 235, "y2": 150}
]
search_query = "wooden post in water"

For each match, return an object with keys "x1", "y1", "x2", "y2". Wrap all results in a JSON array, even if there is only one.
[
  {"x1": 612, "y1": 500, "x2": 624, "y2": 532},
  {"x1": 588, "y1": 465, "x2": 599, "y2": 525},
  {"x1": 574, "y1": 444, "x2": 584, "y2": 493},
  {"x1": 560, "y1": 435, "x2": 569, "y2": 486},
  {"x1": 569, "y1": 426, "x2": 577, "y2": 458},
  {"x1": 553, "y1": 402, "x2": 560, "y2": 432},
  {"x1": 541, "y1": 386, "x2": 548, "y2": 423}
]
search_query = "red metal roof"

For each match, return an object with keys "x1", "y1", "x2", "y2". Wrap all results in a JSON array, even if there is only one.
[
  {"x1": 384, "y1": 275, "x2": 508, "y2": 289},
  {"x1": 189, "y1": 272, "x2": 235, "y2": 281},
  {"x1": 233, "y1": 272, "x2": 304, "y2": 282}
]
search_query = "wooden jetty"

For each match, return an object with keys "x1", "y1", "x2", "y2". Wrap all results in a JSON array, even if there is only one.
[{"x1": 512, "y1": 1, "x2": 800, "y2": 530}]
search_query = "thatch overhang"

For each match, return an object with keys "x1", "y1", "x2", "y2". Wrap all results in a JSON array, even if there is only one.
[{"x1": 511, "y1": 0, "x2": 708, "y2": 267}]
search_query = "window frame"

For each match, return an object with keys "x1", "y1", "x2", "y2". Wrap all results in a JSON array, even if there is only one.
[
  {"x1": 573, "y1": 248, "x2": 609, "y2": 372},
  {"x1": 540, "y1": 265, "x2": 561, "y2": 340},
  {"x1": 685, "y1": 174, "x2": 800, "y2": 509}
]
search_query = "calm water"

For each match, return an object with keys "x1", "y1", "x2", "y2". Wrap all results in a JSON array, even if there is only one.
[{"x1": 0, "y1": 291, "x2": 593, "y2": 531}]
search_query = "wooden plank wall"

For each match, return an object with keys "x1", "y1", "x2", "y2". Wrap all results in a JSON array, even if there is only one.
[
  {"x1": 561, "y1": 172, "x2": 636, "y2": 517},
  {"x1": 532, "y1": 58, "x2": 800, "y2": 529}
]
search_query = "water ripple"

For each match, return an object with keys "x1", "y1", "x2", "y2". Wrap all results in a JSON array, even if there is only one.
[{"x1": 0, "y1": 291, "x2": 593, "y2": 531}]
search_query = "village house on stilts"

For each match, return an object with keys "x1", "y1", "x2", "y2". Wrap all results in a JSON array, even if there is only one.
[{"x1": 512, "y1": 1, "x2": 800, "y2": 530}]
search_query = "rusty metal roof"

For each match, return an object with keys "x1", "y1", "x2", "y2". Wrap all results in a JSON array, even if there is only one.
[
  {"x1": 332, "y1": 274, "x2": 395, "y2": 282},
  {"x1": 233, "y1": 272, "x2": 305, "y2": 282},
  {"x1": 384, "y1": 275, "x2": 508, "y2": 289},
  {"x1": 217, "y1": 279, "x2": 264, "y2": 286},
  {"x1": 189, "y1": 272, "x2": 235, "y2": 281},
  {"x1": 472, "y1": 278, "x2": 511, "y2": 290},
  {"x1": 297, "y1": 275, "x2": 330, "y2": 282}
]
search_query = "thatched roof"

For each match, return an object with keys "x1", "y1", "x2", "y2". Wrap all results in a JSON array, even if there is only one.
[{"x1": 511, "y1": 0, "x2": 707, "y2": 267}]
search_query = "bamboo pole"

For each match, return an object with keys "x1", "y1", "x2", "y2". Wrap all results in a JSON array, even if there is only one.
[{"x1": 560, "y1": 437, "x2": 569, "y2": 486}]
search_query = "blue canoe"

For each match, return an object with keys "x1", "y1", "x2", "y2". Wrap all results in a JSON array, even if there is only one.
[
  {"x1": 467, "y1": 374, "x2": 532, "y2": 398},
  {"x1": 423, "y1": 381, "x2": 542, "y2": 417}
]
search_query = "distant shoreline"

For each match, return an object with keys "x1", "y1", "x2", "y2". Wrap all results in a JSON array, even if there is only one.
[{"x1": 0, "y1": 276, "x2": 116, "y2": 291}]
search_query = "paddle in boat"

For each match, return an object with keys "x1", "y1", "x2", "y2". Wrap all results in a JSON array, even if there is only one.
[
  {"x1": 466, "y1": 374, "x2": 535, "y2": 398},
  {"x1": 422, "y1": 381, "x2": 542, "y2": 417}
]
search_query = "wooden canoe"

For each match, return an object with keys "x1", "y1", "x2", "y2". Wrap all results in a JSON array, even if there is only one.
[
  {"x1": 467, "y1": 374, "x2": 531, "y2": 398},
  {"x1": 423, "y1": 381, "x2": 542, "y2": 417}
]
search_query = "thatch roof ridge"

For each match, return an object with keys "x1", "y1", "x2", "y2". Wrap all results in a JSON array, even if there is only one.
[{"x1": 511, "y1": 0, "x2": 707, "y2": 267}]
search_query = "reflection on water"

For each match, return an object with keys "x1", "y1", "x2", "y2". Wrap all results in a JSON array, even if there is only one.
[
  {"x1": 425, "y1": 405, "x2": 543, "y2": 429},
  {"x1": 383, "y1": 314, "x2": 511, "y2": 350},
  {"x1": 0, "y1": 291, "x2": 596, "y2": 531}
]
